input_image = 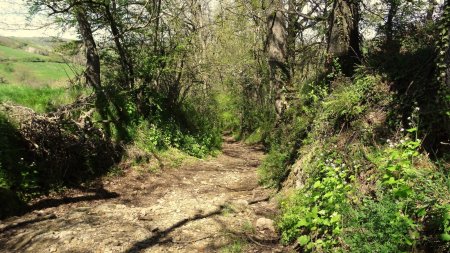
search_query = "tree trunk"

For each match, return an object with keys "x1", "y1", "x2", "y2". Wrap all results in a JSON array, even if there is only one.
[
  {"x1": 75, "y1": 7, "x2": 114, "y2": 135},
  {"x1": 287, "y1": 0, "x2": 298, "y2": 78},
  {"x1": 153, "y1": 0, "x2": 162, "y2": 52},
  {"x1": 75, "y1": 7, "x2": 100, "y2": 90},
  {"x1": 426, "y1": 0, "x2": 437, "y2": 21},
  {"x1": 104, "y1": 3, "x2": 134, "y2": 89},
  {"x1": 445, "y1": 2, "x2": 450, "y2": 88},
  {"x1": 327, "y1": 0, "x2": 361, "y2": 77},
  {"x1": 385, "y1": 0, "x2": 399, "y2": 52},
  {"x1": 266, "y1": 0, "x2": 290, "y2": 119}
]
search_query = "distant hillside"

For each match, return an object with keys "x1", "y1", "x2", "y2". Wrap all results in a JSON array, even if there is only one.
[
  {"x1": 0, "y1": 36, "x2": 68, "y2": 59},
  {"x1": 0, "y1": 36, "x2": 82, "y2": 87}
]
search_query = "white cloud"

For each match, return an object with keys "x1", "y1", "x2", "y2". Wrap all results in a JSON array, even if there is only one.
[{"x1": 0, "y1": 0, "x2": 77, "y2": 39}]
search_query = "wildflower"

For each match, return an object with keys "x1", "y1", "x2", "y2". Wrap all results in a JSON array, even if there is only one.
[
  {"x1": 407, "y1": 116, "x2": 411, "y2": 120},
  {"x1": 400, "y1": 128, "x2": 404, "y2": 132},
  {"x1": 415, "y1": 107, "x2": 420, "y2": 111}
]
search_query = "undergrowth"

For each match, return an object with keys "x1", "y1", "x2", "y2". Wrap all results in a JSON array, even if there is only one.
[
  {"x1": 0, "y1": 81, "x2": 222, "y2": 220},
  {"x1": 259, "y1": 64, "x2": 450, "y2": 252}
]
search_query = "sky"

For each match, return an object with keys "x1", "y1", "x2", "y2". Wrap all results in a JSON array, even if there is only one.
[
  {"x1": 0, "y1": 0, "x2": 446, "y2": 40},
  {"x1": 0, "y1": 0, "x2": 77, "y2": 39}
]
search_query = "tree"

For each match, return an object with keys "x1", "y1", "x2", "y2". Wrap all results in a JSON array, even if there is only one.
[
  {"x1": 74, "y1": 5, "x2": 100, "y2": 90},
  {"x1": 439, "y1": 1, "x2": 450, "y2": 88},
  {"x1": 266, "y1": 0, "x2": 290, "y2": 118},
  {"x1": 103, "y1": 0, "x2": 134, "y2": 89},
  {"x1": 327, "y1": 0, "x2": 361, "y2": 77},
  {"x1": 384, "y1": 0, "x2": 400, "y2": 50}
]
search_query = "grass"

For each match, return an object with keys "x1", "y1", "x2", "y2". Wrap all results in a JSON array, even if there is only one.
[
  {"x1": 0, "y1": 45, "x2": 48, "y2": 61},
  {"x1": 0, "y1": 62, "x2": 78, "y2": 86},
  {"x1": 244, "y1": 128, "x2": 263, "y2": 144},
  {"x1": 220, "y1": 239, "x2": 246, "y2": 253},
  {"x1": 0, "y1": 37, "x2": 81, "y2": 88},
  {"x1": 158, "y1": 147, "x2": 196, "y2": 168},
  {"x1": 0, "y1": 84, "x2": 85, "y2": 113},
  {"x1": 19, "y1": 62, "x2": 76, "y2": 81},
  {"x1": 0, "y1": 38, "x2": 84, "y2": 112}
]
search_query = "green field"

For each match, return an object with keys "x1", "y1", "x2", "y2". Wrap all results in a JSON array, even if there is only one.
[
  {"x1": 0, "y1": 61, "x2": 76, "y2": 86},
  {"x1": 0, "y1": 36, "x2": 83, "y2": 112},
  {"x1": 0, "y1": 44, "x2": 48, "y2": 61}
]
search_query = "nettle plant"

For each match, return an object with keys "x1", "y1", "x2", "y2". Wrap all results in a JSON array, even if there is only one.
[
  {"x1": 279, "y1": 151, "x2": 355, "y2": 251},
  {"x1": 381, "y1": 107, "x2": 421, "y2": 199},
  {"x1": 376, "y1": 106, "x2": 450, "y2": 246}
]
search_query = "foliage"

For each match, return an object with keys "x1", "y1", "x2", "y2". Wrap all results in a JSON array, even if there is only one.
[
  {"x1": 0, "y1": 107, "x2": 122, "y2": 204},
  {"x1": 277, "y1": 94, "x2": 450, "y2": 252},
  {"x1": 244, "y1": 128, "x2": 263, "y2": 145},
  {"x1": 0, "y1": 113, "x2": 38, "y2": 195},
  {"x1": 133, "y1": 121, "x2": 216, "y2": 158},
  {"x1": 130, "y1": 108, "x2": 221, "y2": 159},
  {"x1": 435, "y1": 4, "x2": 450, "y2": 88},
  {"x1": 343, "y1": 195, "x2": 418, "y2": 253},
  {"x1": 278, "y1": 123, "x2": 450, "y2": 252},
  {"x1": 279, "y1": 152, "x2": 353, "y2": 251},
  {"x1": 216, "y1": 92, "x2": 241, "y2": 133},
  {"x1": 259, "y1": 149, "x2": 289, "y2": 188}
]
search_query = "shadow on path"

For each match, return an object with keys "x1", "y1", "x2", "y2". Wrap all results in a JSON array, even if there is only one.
[
  {"x1": 124, "y1": 205, "x2": 226, "y2": 253},
  {"x1": 27, "y1": 188, "x2": 119, "y2": 213},
  {"x1": 0, "y1": 214, "x2": 57, "y2": 234}
]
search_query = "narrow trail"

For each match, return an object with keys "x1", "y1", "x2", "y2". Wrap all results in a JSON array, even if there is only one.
[{"x1": 0, "y1": 137, "x2": 288, "y2": 252}]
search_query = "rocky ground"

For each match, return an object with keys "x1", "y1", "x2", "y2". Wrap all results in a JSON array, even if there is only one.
[{"x1": 0, "y1": 137, "x2": 292, "y2": 252}]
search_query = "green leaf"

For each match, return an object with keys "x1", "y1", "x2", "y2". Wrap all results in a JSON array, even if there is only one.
[
  {"x1": 386, "y1": 165, "x2": 397, "y2": 172},
  {"x1": 330, "y1": 213, "x2": 341, "y2": 223},
  {"x1": 385, "y1": 177, "x2": 397, "y2": 185},
  {"x1": 298, "y1": 235, "x2": 310, "y2": 246},
  {"x1": 313, "y1": 181, "x2": 322, "y2": 188},
  {"x1": 417, "y1": 208, "x2": 426, "y2": 217},
  {"x1": 440, "y1": 233, "x2": 450, "y2": 241},
  {"x1": 297, "y1": 219, "x2": 309, "y2": 227}
]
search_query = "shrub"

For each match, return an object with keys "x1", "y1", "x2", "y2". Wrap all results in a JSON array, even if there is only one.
[
  {"x1": 276, "y1": 73, "x2": 450, "y2": 252},
  {"x1": 258, "y1": 149, "x2": 289, "y2": 188},
  {"x1": 343, "y1": 196, "x2": 418, "y2": 252},
  {"x1": 131, "y1": 116, "x2": 220, "y2": 159},
  {"x1": 278, "y1": 151, "x2": 354, "y2": 251},
  {"x1": 0, "y1": 108, "x2": 122, "y2": 202}
]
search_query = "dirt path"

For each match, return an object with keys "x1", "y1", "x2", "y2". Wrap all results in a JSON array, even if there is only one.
[{"x1": 0, "y1": 137, "x2": 289, "y2": 252}]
